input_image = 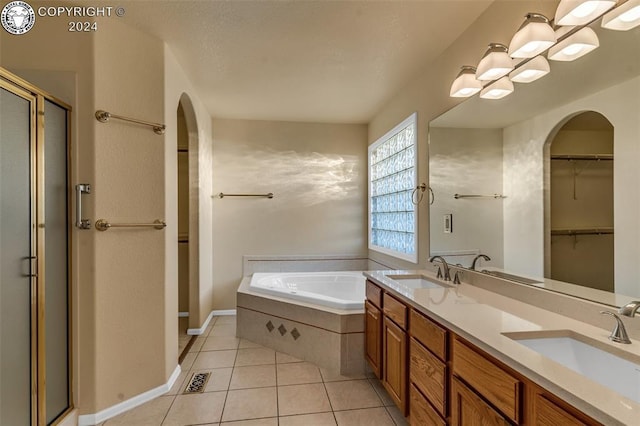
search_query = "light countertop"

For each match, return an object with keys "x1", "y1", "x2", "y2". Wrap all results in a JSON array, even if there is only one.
[{"x1": 364, "y1": 269, "x2": 640, "y2": 426}]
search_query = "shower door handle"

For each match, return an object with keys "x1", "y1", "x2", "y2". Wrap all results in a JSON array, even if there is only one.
[{"x1": 75, "y1": 183, "x2": 92, "y2": 229}]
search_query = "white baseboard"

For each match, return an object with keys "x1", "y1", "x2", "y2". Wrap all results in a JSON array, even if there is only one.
[
  {"x1": 77, "y1": 364, "x2": 181, "y2": 426},
  {"x1": 187, "y1": 310, "x2": 214, "y2": 335},
  {"x1": 178, "y1": 311, "x2": 189, "y2": 317},
  {"x1": 186, "y1": 309, "x2": 237, "y2": 335}
]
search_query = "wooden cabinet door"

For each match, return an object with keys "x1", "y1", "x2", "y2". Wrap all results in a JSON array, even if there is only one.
[
  {"x1": 365, "y1": 300, "x2": 382, "y2": 378},
  {"x1": 451, "y1": 377, "x2": 510, "y2": 426},
  {"x1": 383, "y1": 317, "x2": 407, "y2": 414}
]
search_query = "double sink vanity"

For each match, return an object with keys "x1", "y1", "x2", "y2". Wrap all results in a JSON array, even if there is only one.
[{"x1": 363, "y1": 267, "x2": 640, "y2": 425}]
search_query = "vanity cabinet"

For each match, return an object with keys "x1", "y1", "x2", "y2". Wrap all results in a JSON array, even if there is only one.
[
  {"x1": 364, "y1": 278, "x2": 604, "y2": 426},
  {"x1": 409, "y1": 309, "x2": 448, "y2": 425},
  {"x1": 365, "y1": 280, "x2": 409, "y2": 414}
]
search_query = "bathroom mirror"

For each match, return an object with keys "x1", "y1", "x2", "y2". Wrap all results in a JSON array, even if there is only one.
[{"x1": 428, "y1": 19, "x2": 640, "y2": 307}]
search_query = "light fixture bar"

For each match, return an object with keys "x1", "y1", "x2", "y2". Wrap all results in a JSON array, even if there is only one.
[
  {"x1": 555, "y1": 0, "x2": 617, "y2": 26},
  {"x1": 509, "y1": 13, "x2": 557, "y2": 58},
  {"x1": 480, "y1": 76, "x2": 514, "y2": 100},
  {"x1": 450, "y1": 66, "x2": 482, "y2": 97},
  {"x1": 548, "y1": 26, "x2": 599, "y2": 61},
  {"x1": 476, "y1": 43, "x2": 515, "y2": 81},
  {"x1": 602, "y1": 0, "x2": 640, "y2": 30},
  {"x1": 509, "y1": 55, "x2": 550, "y2": 83}
]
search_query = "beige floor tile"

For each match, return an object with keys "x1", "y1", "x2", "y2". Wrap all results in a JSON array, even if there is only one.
[
  {"x1": 104, "y1": 395, "x2": 173, "y2": 425},
  {"x1": 162, "y1": 391, "x2": 226, "y2": 425},
  {"x1": 320, "y1": 368, "x2": 368, "y2": 382},
  {"x1": 276, "y1": 351, "x2": 303, "y2": 364},
  {"x1": 221, "y1": 418, "x2": 277, "y2": 426},
  {"x1": 334, "y1": 407, "x2": 394, "y2": 426},
  {"x1": 385, "y1": 405, "x2": 408, "y2": 426},
  {"x1": 277, "y1": 362, "x2": 322, "y2": 386},
  {"x1": 192, "y1": 350, "x2": 237, "y2": 369},
  {"x1": 210, "y1": 324, "x2": 237, "y2": 337},
  {"x1": 202, "y1": 335, "x2": 240, "y2": 351},
  {"x1": 189, "y1": 336, "x2": 206, "y2": 353},
  {"x1": 278, "y1": 412, "x2": 337, "y2": 426},
  {"x1": 215, "y1": 315, "x2": 237, "y2": 325},
  {"x1": 221, "y1": 387, "x2": 278, "y2": 422},
  {"x1": 277, "y1": 383, "x2": 332, "y2": 416},
  {"x1": 239, "y1": 339, "x2": 264, "y2": 349},
  {"x1": 230, "y1": 364, "x2": 277, "y2": 389},
  {"x1": 368, "y1": 379, "x2": 395, "y2": 407},
  {"x1": 234, "y1": 348, "x2": 276, "y2": 366},
  {"x1": 325, "y1": 380, "x2": 383, "y2": 411},
  {"x1": 180, "y1": 352, "x2": 197, "y2": 371}
]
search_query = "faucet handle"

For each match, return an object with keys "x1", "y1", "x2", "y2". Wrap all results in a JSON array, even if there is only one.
[
  {"x1": 619, "y1": 301, "x2": 640, "y2": 317},
  {"x1": 600, "y1": 311, "x2": 631, "y2": 344},
  {"x1": 436, "y1": 266, "x2": 443, "y2": 279},
  {"x1": 453, "y1": 270, "x2": 463, "y2": 285}
]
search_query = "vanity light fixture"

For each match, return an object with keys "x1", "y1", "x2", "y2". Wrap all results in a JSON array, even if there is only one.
[
  {"x1": 479, "y1": 76, "x2": 514, "y2": 100},
  {"x1": 555, "y1": 0, "x2": 617, "y2": 26},
  {"x1": 476, "y1": 43, "x2": 514, "y2": 81},
  {"x1": 509, "y1": 55, "x2": 551, "y2": 83},
  {"x1": 602, "y1": 0, "x2": 640, "y2": 30},
  {"x1": 508, "y1": 13, "x2": 557, "y2": 58},
  {"x1": 450, "y1": 66, "x2": 483, "y2": 97},
  {"x1": 548, "y1": 26, "x2": 599, "y2": 61}
]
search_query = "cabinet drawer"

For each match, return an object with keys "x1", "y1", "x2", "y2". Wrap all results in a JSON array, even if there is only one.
[
  {"x1": 533, "y1": 392, "x2": 599, "y2": 426},
  {"x1": 409, "y1": 383, "x2": 445, "y2": 426},
  {"x1": 366, "y1": 280, "x2": 382, "y2": 308},
  {"x1": 410, "y1": 309, "x2": 447, "y2": 360},
  {"x1": 452, "y1": 338, "x2": 521, "y2": 423},
  {"x1": 410, "y1": 338, "x2": 446, "y2": 416},
  {"x1": 451, "y1": 376, "x2": 510, "y2": 426},
  {"x1": 383, "y1": 293, "x2": 407, "y2": 329}
]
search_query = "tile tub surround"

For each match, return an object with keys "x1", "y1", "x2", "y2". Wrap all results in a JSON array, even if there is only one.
[
  {"x1": 237, "y1": 276, "x2": 366, "y2": 375},
  {"x1": 101, "y1": 315, "x2": 406, "y2": 426},
  {"x1": 365, "y1": 270, "x2": 640, "y2": 426}
]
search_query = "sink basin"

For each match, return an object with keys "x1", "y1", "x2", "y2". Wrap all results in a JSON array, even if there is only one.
[
  {"x1": 385, "y1": 274, "x2": 451, "y2": 289},
  {"x1": 504, "y1": 331, "x2": 640, "y2": 403}
]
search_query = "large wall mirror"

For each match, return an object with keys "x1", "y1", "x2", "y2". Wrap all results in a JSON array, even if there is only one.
[{"x1": 429, "y1": 18, "x2": 640, "y2": 307}]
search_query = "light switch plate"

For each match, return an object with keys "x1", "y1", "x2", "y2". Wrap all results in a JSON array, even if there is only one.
[{"x1": 444, "y1": 214, "x2": 453, "y2": 233}]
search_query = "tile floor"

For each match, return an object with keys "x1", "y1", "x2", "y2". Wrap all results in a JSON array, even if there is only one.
[{"x1": 103, "y1": 315, "x2": 408, "y2": 426}]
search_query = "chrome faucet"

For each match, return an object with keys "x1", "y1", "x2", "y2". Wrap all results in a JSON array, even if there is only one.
[
  {"x1": 600, "y1": 311, "x2": 631, "y2": 344},
  {"x1": 471, "y1": 254, "x2": 491, "y2": 270},
  {"x1": 429, "y1": 255, "x2": 451, "y2": 281},
  {"x1": 619, "y1": 301, "x2": 640, "y2": 317}
]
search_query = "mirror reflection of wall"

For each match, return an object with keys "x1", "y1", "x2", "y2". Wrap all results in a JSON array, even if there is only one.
[
  {"x1": 429, "y1": 20, "x2": 640, "y2": 305},
  {"x1": 547, "y1": 112, "x2": 614, "y2": 292}
]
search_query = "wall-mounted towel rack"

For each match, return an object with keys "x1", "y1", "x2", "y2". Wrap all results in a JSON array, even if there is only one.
[
  {"x1": 551, "y1": 228, "x2": 613, "y2": 236},
  {"x1": 217, "y1": 193, "x2": 274, "y2": 199},
  {"x1": 454, "y1": 194, "x2": 506, "y2": 199},
  {"x1": 95, "y1": 219, "x2": 166, "y2": 232},
  {"x1": 95, "y1": 110, "x2": 166, "y2": 135}
]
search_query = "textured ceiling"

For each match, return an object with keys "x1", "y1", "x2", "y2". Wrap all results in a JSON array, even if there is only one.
[{"x1": 119, "y1": 1, "x2": 494, "y2": 123}]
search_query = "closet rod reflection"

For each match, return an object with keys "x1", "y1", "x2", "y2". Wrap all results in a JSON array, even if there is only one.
[
  {"x1": 95, "y1": 219, "x2": 166, "y2": 231},
  {"x1": 454, "y1": 194, "x2": 506, "y2": 199},
  {"x1": 218, "y1": 192, "x2": 274, "y2": 199}
]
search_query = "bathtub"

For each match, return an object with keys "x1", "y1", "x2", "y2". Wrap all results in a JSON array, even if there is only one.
[
  {"x1": 237, "y1": 270, "x2": 367, "y2": 374},
  {"x1": 249, "y1": 271, "x2": 366, "y2": 310}
]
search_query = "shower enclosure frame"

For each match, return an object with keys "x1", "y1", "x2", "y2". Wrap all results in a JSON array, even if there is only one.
[{"x1": 0, "y1": 67, "x2": 74, "y2": 426}]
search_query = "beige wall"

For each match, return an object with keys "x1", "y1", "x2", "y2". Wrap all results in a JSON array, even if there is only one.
[
  {"x1": 212, "y1": 119, "x2": 368, "y2": 309},
  {"x1": 164, "y1": 46, "x2": 215, "y2": 331},
  {"x1": 368, "y1": 0, "x2": 558, "y2": 270}
]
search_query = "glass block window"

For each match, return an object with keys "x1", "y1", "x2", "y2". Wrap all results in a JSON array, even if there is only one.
[{"x1": 368, "y1": 112, "x2": 418, "y2": 263}]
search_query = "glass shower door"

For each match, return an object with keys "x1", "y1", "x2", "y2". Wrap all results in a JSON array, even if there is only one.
[{"x1": 0, "y1": 83, "x2": 36, "y2": 425}]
